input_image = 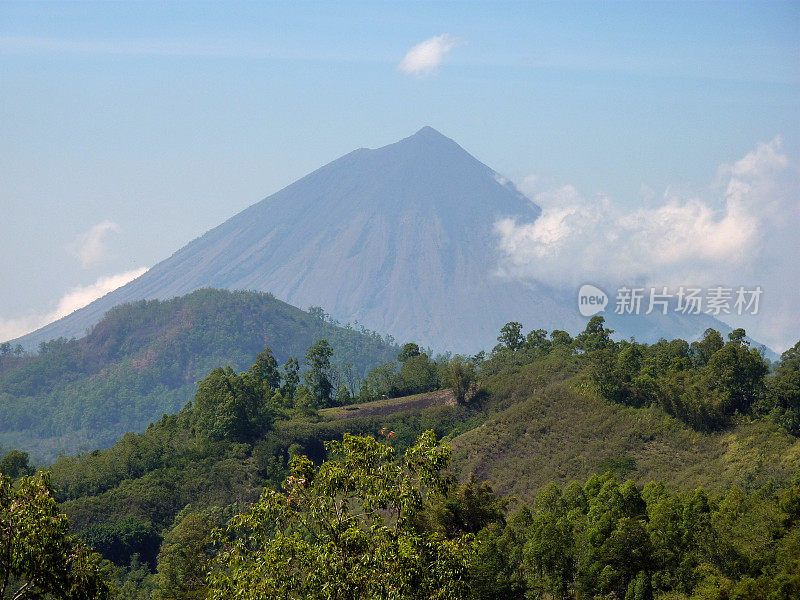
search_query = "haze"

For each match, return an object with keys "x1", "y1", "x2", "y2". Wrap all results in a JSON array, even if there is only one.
[{"x1": 1, "y1": 1, "x2": 798, "y2": 350}]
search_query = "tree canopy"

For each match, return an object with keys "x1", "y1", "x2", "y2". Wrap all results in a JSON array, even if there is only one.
[
  {"x1": 208, "y1": 432, "x2": 475, "y2": 600},
  {"x1": 0, "y1": 471, "x2": 109, "y2": 600}
]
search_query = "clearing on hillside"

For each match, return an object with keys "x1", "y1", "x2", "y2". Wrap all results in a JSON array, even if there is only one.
[{"x1": 319, "y1": 390, "x2": 456, "y2": 420}]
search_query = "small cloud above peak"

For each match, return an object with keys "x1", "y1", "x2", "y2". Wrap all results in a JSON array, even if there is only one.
[{"x1": 397, "y1": 34, "x2": 464, "y2": 76}]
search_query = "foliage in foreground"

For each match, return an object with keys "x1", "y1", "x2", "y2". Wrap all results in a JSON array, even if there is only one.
[
  {"x1": 3, "y1": 429, "x2": 800, "y2": 600},
  {"x1": 0, "y1": 471, "x2": 109, "y2": 600},
  {"x1": 208, "y1": 431, "x2": 474, "y2": 600}
]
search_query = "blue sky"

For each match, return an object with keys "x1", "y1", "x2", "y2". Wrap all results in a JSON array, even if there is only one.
[{"x1": 1, "y1": 1, "x2": 798, "y2": 349}]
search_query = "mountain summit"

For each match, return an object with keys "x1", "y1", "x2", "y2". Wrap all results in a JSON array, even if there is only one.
[{"x1": 16, "y1": 127, "x2": 725, "y2": 352}]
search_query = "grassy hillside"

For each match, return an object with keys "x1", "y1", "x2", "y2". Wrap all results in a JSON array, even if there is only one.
[
  {"x1": 450, "y1": 363, "x2": 800, "y2": 500},
  {"x1": 443, "y1": 319, "x2": 800, "y2": 500},
  {"x1": 0, "y1": 288, "x2": 398, "y2": 461}
]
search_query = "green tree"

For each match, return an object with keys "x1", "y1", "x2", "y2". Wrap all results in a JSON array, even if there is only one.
[
  {"x1": 303, "y1": 339, "x2": 334, "y2": 406},
  {"x1": 207, "y1": 432, "x2": 475, "y2": 600},
  {"x1": 470, "y1": 508, "x2": 530, "y2": 600},
  {"x1": 580, "y1": 477, "x2": 652, "y2": 598},
  {"x1": 154, "y1": 508, "x2": 218, "y2": 600},
  {"x1": 280, "y1": 358, "x2": 300, "y2": 402},
  {"x1": 498, "y1": 322, "x2": 525, "y2": 352},
  {"x1": 0, "y1": 471, "x2": 109, "y2": 599},
  {"x1": 398, "y1": 343, "x2": 422, "y2": 363},
  {"x1": 575, "y1": 315, "x2": 614, "y2": 352},
  {"x1": 193, "y1": 365, "x2": 272, "y2": 443},
  {"x1": 246, "y1": 348, "x2": 282, "y2": 395},
  {"x1": 80, "y1": 517, "x2": 159, "y2": 568},
  {"x1": 427, "y1": 474, "x2": 508, "y2": 537},
  {"x1": 770, "y1": 341, "x2": 800, "y2": 434},
  {"x1": 0, "y1": 450, "x2": 33, "y2": 479},
  {"x1": 524, "y1": 329, "x2": 550, "y2": 353},
  {"x1": 692, "y1": 328, "x2": 724, "y2": 367},
  {"x1": 728, "y1": 328, "x2": 747, "y2": 343},
  {"x1": 307, "y1": 306, "x2": 328, "y2": 321},
  {"x1": 590, "y1": 348, "x2": 624, "y2": 402},
  {"x1": 359, "y1": 361, "x2": 399, "y2": 401},
  {"x1": 549, "y1": 330, "x2": 574, "y2": 348},
  {"x1": 704, "y1": 333, "x2": 769, "y2": 415},
  {"x1": 524, "y1": 485, "x2": 576, "y2": 599},
  {"x1": 397, "y1": 353, "x2": 439, "y2": 396},
  {"x1": 590, "y1": 341, "x2": 646, "y2": 407},
  {"x1": 448, "y1": 356, "x2": 476, "y2": 405}
]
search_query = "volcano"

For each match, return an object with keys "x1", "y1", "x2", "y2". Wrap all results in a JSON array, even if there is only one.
[{"x1": 16, "y1": 127, "x2": 728, "y2": 352}]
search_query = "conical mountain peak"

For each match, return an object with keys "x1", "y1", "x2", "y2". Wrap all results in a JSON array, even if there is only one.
[
  {"x1": 12, "y1": 127, "x2": 730, "y2": 353},
  {"x1": 411, "y1": 125, "x2": 450, "y2": 140},
  {"x1": 13, "y1": 127, "x2": 544, "y2": 351},
  {"x1": 394, "y1": 125, "x2": 460, "y2": 152}
]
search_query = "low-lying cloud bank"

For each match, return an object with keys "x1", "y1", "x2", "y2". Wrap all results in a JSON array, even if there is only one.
[
  {"x1": 495, "y1": 138, "x2": 799, "y2": 352},
  {"x1": 0, "y1": 267, "x2": 148, "y2": 344}
]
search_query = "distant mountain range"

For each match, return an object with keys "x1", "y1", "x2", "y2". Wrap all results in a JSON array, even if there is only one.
[{"x1": 14, "y1": 126, "x2": 736, "y2": 353}]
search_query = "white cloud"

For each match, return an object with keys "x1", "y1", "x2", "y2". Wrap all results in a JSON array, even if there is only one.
[
  {"x1": 0, "y1": 267, "x2": 148, "y2": 343},
  {"x1": 68, "y1": 220, "x2": 121, "y2": 268},
  {"x1": 494, "y1": 137, "x2": 800, "y2": 351},
  {"x1": 397, "y1": 34, "x2": 463, "y2": 75}
]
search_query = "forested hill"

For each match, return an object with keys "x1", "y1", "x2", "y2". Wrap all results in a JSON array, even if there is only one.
[{"x1": 0, "y1": 288, "x2": 398, "y2": 461}]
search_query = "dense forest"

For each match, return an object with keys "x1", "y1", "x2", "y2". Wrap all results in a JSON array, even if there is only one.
[
  {"x1": 0, "y1": 289, "x2": 398, "y2": 461},
  {"x1": 2, "y1": 316, "x2": 800, "y2": 598}
]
